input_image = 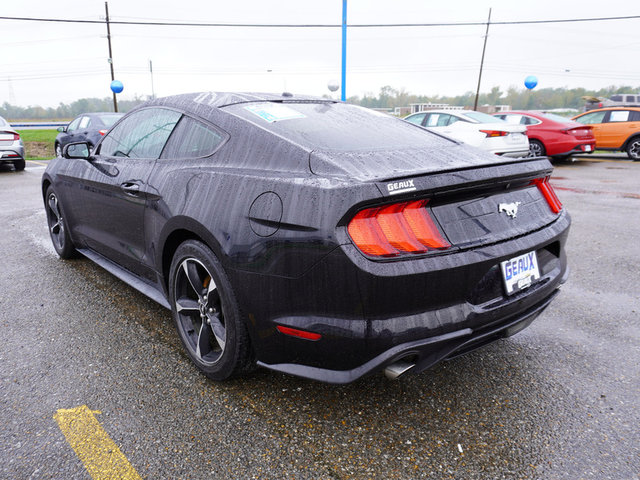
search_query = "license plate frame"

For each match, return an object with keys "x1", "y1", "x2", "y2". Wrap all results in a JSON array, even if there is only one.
[{"x1": 500, "y1": 250, "x2": 541, "y2": 296}]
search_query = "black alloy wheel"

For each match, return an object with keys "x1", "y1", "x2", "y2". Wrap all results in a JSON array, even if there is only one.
[
  {"x1": 45, "y1": 186, "x2": 76, "y2": 258},
  {"x1": 169, "y1": 240, "x2": 252, "y2": 380},
  {"x1": 627, "y1": 137, "x2": 640, "y2": 160},
  {"x1": 528, "y1": 139, "x2": 546, "y2": 157}
]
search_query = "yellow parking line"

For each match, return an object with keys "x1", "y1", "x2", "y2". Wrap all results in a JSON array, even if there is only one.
[
  {"x1": 27, "y1": 160, "x2": 49, "y2": 166},
  {"x1": 54, "y1": 405, "x2": 142, "y2": 480}
]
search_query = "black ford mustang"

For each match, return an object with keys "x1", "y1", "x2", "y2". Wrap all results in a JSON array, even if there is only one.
[{"x1": 42, "y1": 92, "x2": 570, "y2": 384}]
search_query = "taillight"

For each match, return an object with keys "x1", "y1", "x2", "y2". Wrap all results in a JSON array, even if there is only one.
[
  {"x1": 566, "y1": 128, "x2": 590, "y2": 137},
  {"x1": 347, "y1": 200, "x2": 450, "y2": 258},
  {"x1": 99, "y1": 129, "x2": 108, "y2": 136},
  {"x1": 0, "y1": 132, "x2": 19, "y2": 141},
  {"x1": 531, "y1": 177, "x2": 562, "y2": 214},
  {"x1": 480, "y1": 130, "x2": 509, "y2": 137}
]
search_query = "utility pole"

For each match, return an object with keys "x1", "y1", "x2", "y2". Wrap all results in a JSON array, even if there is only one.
[
  {"x1": 473, "y1": 8, "x2": 491, "y2": 111},
  {"x1": 340, "y1": 0, "x2": 347, "y2": 102},
  {"x1": 105, "y1": 1, "x2": 118, "y2": 112},
  {"x1": 149, "y1": 60, "x2": 155, "y2": 99}
]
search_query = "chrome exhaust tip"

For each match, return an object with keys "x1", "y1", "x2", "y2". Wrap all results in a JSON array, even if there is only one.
[{"x1": 384, "y1": 360, "x2": 416, "y2": 380}]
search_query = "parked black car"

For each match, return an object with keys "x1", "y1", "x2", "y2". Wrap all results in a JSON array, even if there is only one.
[
  {"x1": 42, "y1": 92, "x2": 570, "y2": 384},
  {"x1": 54, "y1": 112, "x2": 123, "y2": 157}
]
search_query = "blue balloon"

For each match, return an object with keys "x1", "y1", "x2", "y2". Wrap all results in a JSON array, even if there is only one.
[
  {"x1": 524, "y1": 75, "x2": 538, "y2": 90},
  {"x1": 110, "y1": 80, "x2": 124, "y2": 94}
]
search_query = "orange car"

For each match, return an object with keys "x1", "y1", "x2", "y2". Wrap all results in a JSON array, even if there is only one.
[{"x1": 572, "y1": 107, "x2": 640, "y2": 160}]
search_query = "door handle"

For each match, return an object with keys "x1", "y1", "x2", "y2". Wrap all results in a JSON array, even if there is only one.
[{"x1": 120, "y1": 182, "x2": 141, "y2": 195}]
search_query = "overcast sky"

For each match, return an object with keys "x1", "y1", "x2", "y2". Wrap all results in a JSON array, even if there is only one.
[{"x1": 1, "y1": 0, "x2": 639, "y2": 107}]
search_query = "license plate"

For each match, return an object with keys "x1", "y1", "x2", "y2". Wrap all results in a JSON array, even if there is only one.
[
  {"x1": 584, "y1": 145, "x2": 592, "y2": 152},
  {"x1": 500, "y1": 251, "x2": 540, "y2": 295}
]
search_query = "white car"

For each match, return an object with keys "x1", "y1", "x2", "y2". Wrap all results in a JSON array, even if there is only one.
[{"x1": 404, "y1": 110, "x2": 529, "y2": 157}]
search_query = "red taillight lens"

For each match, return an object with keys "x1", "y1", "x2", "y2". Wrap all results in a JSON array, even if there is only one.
[
  {"x1": 99, "y1": 129, "x2": 108, "y2": 136},
  {"x1": 531, "y1": 176, "x2": 563, "y2": 214},
  {"x1": 480, "y1": 129, "x2": 508, "y2": 138},
  {"x1": 348, "y1": 200, "x2": 450, "y2": 258}
]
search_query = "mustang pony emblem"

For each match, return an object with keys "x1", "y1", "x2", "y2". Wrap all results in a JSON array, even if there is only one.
[{"x1": 499, "y1": 202, "x2": 521, "y2": 218}]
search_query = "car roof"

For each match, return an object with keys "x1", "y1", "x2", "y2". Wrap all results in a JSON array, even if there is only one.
[
  {"x1": 147, "y1": 92, "x2": 334, "y2": 111},
  {"x1": 578, "y1": 107, "x2": 640, "y2": 114}
]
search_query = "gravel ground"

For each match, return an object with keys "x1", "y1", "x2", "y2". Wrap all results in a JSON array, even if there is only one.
[{"x1": 0, "y1": 157, "x2": 638, "y2": 479}]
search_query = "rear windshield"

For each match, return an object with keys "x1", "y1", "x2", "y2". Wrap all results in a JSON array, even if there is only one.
[
  {"x1": 540, "y1": 112, "x2": 573, "y2": 124},
  {"x1": 97, "y1": 114, "x2": 123, "y2": 127},
  {"x1": 463, "y1": 111, "x2": 506, "y2": 123},
  {"x1": 223, "y1": 102, "x2": 445, "y2": 151}
]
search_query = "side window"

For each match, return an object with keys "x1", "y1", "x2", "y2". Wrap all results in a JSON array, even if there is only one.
[
  {"x1": 630, "y1": 111, "x2": 640, "y2": 122},
  {"x1": 426, "y1": 114, "x2": 446, "y2": 127},
  {"x1": 79, "y1": 116, "x2": 91, "y2": 129},
  {"x1": 405, "y1": 113, "x2": 426, "y2": 126},
  {"x1": 67, "y1": 118, "x2": 81, "y2": 133},
  {"x1": 608, "y1": 111, "x2": 630, "y2": 122},
  {"x1": 99, "y1": 108, "x2": 181, "y2": 158},
  {"x1": 574, "y1": 111, "x2": 607, "y2": 125},
  {"x1": 160, "y1": 116, "x2": 225, "y2": 159}
]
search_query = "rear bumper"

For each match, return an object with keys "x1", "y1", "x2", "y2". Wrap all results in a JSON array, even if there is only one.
[
  {"x1": 237, "y1": 210, "x2": 570, "y2": 383},
  {"x1": 0, "y1": 148, "x2": 25, "y2": 162},
  {"x1": 496, "y1": 149, "x2": 529, "y2": 158},
  {"x1": 551, "y1": 143, "x2": 595, "y2": 158},
  {"x1": 258, "y1": 287, "x2": 562, "y2": 384}
]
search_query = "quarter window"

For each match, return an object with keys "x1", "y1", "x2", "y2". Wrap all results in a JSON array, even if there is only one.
[
  {"x1": 608, "y1": 111, "x2": 630, "y2": 122},
  {"x1": 160, "y1": 116, "x2": 225, "y2": 158},
  {"x1": 79, "y1": 116, "x2": 91, "y2": 129},
  {"x1": 99, "y1": 108, "x2": 181, "y2": 158}
]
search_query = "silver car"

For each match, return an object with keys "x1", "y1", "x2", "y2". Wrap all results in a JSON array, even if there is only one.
[{"x1": 0, "y1": 116, "x2": 25, "y2": 171}]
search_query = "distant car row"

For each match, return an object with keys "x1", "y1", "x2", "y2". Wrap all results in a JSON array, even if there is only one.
[
  {"x1": 0, "y1": 115, "x2": 25, "y2": 171},
  {"x1": 404, "y1": 107, "x2": 640, "y2": 161}
]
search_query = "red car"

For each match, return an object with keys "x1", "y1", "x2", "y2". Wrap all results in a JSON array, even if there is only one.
[{"x1": 494, "y1": 111, "x2": 595, "y2": 160}]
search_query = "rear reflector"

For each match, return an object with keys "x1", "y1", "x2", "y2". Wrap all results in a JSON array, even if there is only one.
[
  {"x1": 531, "y1": 177, "x2": 563, "y2": 214},
  {"x1": 348, "y1": 199, "x2": 450, "y2": 258},
  {"x1": 480, "y1": 129, "x2": 509, "y2": 137},
  {"x1": 276, "y1": 325, "x2": 321, "y2": 341}
]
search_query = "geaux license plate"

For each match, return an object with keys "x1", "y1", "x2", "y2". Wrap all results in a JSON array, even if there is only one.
[{"x1": 500, "y1": 251, "x2": 540, "y2": 295}]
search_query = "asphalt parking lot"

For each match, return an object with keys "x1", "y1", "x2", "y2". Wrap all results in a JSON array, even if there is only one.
[{"x1": 1, "y1": 157, "x2": 638, "y2": 480}]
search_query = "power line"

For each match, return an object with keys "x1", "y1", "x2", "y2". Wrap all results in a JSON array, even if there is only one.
[{"x1": 0, "y1": 14, "x2": 639, "y2": 28}]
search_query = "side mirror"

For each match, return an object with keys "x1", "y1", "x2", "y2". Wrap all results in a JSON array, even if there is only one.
[
  {"x1": 57, "y1": 126, "x2": 66, "y2": 133},
  {"x1": 63, "y1": 142, "x2": 92, "y2": 160}
]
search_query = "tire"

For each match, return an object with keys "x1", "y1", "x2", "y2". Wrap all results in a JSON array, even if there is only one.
[
  {"x1": 45, "y1": 186, "x2": 77, "y2": 259},
  {"x1": 13, "y1": 159, "x2": 25, "y2": 171},
  {"x1": 169, "y1": 240, "x2": 253, "y2": 381},
  {"x1": 626, "y1": 136, "x2": 640, "y2": 161},
  {"x1": 528, "y1": 139, "x2": 546, "y2": 157},
  {"x1": 55, "y1": 143, "x2": 62, "y2": 158}
]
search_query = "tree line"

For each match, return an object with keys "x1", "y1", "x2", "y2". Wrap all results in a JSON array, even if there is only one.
[
  {"x1": 1, "y1": 96, "x2": 145, "y2": 121},
  {"x1": 2, "y1": 85, "x2": 639, "y2": 120},
  {"x1": 347, "y1": 85, "x2": 640, "y2": 112}
]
